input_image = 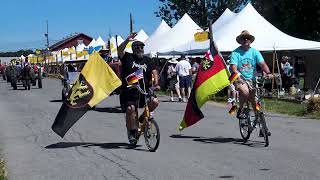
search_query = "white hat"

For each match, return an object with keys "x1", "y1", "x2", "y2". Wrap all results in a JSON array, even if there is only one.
[{"x1": 168, "y1": 58, "x2": 178, "y2": 64}]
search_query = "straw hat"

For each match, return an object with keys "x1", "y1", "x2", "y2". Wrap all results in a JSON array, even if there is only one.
[{"x1": 236, "y1": 30, "x2": 255, "y2": 44}]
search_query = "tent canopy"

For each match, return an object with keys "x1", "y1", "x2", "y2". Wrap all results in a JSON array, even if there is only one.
[
  {"x1": 135, "y1": 29, "x2": 149, "y2": 42},
  {"x1": 165, "y1": 3, "x2": 320, "y2": 54},
  {"x1": 144, "y1": 13, "x2": 202, "y2": 54}
]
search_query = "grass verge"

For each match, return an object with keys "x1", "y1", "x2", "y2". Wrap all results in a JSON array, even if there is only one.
[
  {"x1": 156, "y1": 91, "x2": 320, "y2": 119},
  {"x1": 0, "y1": 158, "x2": 6, "y2": 180}
]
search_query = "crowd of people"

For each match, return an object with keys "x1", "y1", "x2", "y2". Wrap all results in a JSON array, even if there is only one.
[{"x1": 0, "y1": 60, "x2": 41, "y2": 90}]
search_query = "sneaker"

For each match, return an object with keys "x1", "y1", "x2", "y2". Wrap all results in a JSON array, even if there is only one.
[
  {"x1": 170, "y1": 97, "x2": 174, "y2": 102},
  {"x1": 178, "y1": 97, "x2": 183, "y2": 102},
  {"x1": 128, "y1": 129, "x2": 138, "y2": 145},
  {"x1": 182, "y1": 98, "x2": 187, "y2": 103}
]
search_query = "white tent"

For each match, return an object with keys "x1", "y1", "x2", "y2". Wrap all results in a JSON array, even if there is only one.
[
  {"x1": 144, "y1": 13, "x2": 202, "y2": 54},
  {"x1": 76, "y1": 43, "x2": 86, "y2": 52},
  {"x1": 212, "y1": 8, "x2": 237, "y2": 31},
  {"x1": 172, "y1": 3, "x2": 320, "y2": 54},
  {"x1": 135, "y1": 29, "x2": 149, "y2": 42},
  {"x1": 88, "y1": 39, "x2": 96, "y2": 47},
  {"x1": 110, "y1": 35, "x2": 125, "y2": 58},
  {"x1": 95, "y1": 36, "x2": 106, "y2": 48},
  {"x1": 146, "y1": 20, "x2": 171, "y2": 44}
]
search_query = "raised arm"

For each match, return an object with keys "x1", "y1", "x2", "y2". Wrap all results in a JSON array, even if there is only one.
[{"x1": 117, "y1": 32, "x2": 137, "y2": 59}]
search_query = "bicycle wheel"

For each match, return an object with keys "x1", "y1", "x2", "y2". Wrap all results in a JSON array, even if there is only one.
[
  {"x1": 258, "y1": 113, "x2": 269, "y2": 147},
  {"x1": 239, "y1": 108, "x2": 252, "y2": 141},
  {"x1": 144, "y1": 118, "x2": 160, "y2": 152}
]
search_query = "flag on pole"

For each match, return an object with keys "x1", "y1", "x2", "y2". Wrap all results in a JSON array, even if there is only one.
[
  {"x1": 179, "y1": 48, "x2": 230, "y2": 131},
  {"x1": 52, "y1": 51, "x2": 122, "y2": 137},
  {"x1": 125, "y1": 68, "x2": 143, "y2": 85}
]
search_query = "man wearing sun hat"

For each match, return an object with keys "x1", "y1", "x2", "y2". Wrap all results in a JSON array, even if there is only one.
[{"x1": 229, "y1": 30, "x2": 272, "y2": 136}]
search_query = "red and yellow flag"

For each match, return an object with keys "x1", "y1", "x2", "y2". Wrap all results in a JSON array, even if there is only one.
[{"x1": 179, "y1": 48, "x2": 230, "y2": 131}]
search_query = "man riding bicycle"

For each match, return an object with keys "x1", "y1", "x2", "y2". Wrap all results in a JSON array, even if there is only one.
[
  {"x1": 118, "y1": 33, "x2": 160, "y2": 144},
  {"x1": 229, "y1": 30, "x2": 272, "y2": 136}
]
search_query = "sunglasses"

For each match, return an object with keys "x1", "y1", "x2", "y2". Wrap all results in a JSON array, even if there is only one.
[
  {"x1": 133, "y1": 46, "x2": 144, "y2": 50},
  {"x1": 241, "y1": 37, "x2": 251, "y2": 41}
]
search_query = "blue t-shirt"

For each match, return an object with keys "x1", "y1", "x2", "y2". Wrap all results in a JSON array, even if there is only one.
[{"x1": 230, "y1": 47, "x2": 264, "y2": 80}]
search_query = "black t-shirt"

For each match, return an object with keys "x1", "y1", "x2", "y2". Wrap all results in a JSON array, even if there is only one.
[{"x1": 121, "y1": 52, "x2": 156, "y2": 88}]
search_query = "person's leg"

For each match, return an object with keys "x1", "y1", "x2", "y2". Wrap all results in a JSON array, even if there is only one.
[
  {"x1": 234, "y1": 79, "x2": 250, "y2": 118},
  {"x1": 126, "y1": 105, "x2": 138, "y2": 130},
  {"x1": 175, "y1": 82, "x2": 182, "y2": 101},
  {"x1": 170, "y1": 90, "x2": 174, "y2": 101},
  {"x1": 180, "y1": 76, "x2": 186, "y2": 102},
  {"x1": 187, "y1": 75, "x2": 192, "y2": 98}
]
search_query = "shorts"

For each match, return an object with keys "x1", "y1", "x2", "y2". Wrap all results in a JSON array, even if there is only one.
[
  {"x1": 179, "y1": 75, "x2": 191, "y2": 88},
  {"x1": 121, "y1": 88, "x2": 157, "y2": 108},
  {"x1": 168, "y1": 78, "x2": 178, "y2": 91},
  {"x1": 233, "y1": 78, "x2": 257, "y2": 102}
]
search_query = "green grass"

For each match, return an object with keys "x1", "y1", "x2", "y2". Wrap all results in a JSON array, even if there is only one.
[
  {"x1": 156, "y1": 91, "x2": 320, "y2": 119},
  {"x1": 0, "y1": 158, "x2": 6, "y2": 180},
  {"x1": 264, "y1": 99, "x2": 307, "y2": 117}
]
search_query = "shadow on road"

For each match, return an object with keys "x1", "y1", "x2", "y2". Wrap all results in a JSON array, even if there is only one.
[
  {"x1": 45, "y1": 142, "x2": 141, "y2": 150},
  {"x1": 170, "y1": 134, "x2": 266, "y2": 148},
  {"x1": 50, "y1": 100, "x2": 63, "y2": 102},
  {"x1": 94, "y1": 107, "x2": 123, "y2": 113}
]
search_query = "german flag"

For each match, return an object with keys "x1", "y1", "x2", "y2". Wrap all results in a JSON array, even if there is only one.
[
  {"x1": 52, "y1": 51, "x2": 122, "y2": 137},
  {"x1": 179, "y1": 46, "x2": 230, "y2": 131}
]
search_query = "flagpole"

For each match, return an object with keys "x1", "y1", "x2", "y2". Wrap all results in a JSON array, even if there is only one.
[{"x1": 208, "y1": 20, "x2": 230, "y2": 76}]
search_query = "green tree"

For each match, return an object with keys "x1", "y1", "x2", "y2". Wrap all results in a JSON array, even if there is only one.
[
  {"x1": 155, "y1": 0, "x2": 247, "y2": 28},
  {"x1": 252, "y1": 0, "x2": 320, "y2": 41}
]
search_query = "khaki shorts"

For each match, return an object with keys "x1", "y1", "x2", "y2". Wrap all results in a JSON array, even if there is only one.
[{"x1": 234, "y1": 78, "x2": 257, "y2": 103}]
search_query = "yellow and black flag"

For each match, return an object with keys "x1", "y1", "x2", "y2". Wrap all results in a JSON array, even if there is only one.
[{"x1": 52, "y1": 51, "x2": 122, "y2": 137}]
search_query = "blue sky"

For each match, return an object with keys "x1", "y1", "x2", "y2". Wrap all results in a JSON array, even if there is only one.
[{"x1": 0, "y1": 0, "x2": 161, "y2": 51}]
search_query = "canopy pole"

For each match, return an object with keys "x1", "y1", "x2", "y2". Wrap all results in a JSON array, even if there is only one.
[{"x1": 272, "y1": 47, "x2": 282, "y2": 98}]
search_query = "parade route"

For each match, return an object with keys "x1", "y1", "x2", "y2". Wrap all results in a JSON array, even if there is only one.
[{"x1": 0, "y1": 78, "x2": 320, "y2": 180}]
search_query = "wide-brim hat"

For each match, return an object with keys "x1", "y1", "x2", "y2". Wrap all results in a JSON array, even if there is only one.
[
  {"x1": 168, "y1": 58, "x2": 178, "y2": 64},
  {"x1": 236, "y1": 30, "x2": 255, "y2": 44},
  {"x1": 132, "y1": 41, "x2": 145, "y2": 47}
]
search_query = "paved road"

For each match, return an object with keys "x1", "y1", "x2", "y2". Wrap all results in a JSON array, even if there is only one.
[{"x1": 0, "y1": 78, "x2": 319, "y2": 180}]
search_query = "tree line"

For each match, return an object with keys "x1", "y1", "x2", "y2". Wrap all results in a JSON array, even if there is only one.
[
  {"x1": 155, "y1": 0, "x2": 320, "y2": 41},
  {"x1": 0, "y1": 50, "x2": 34, "y2": 57}
]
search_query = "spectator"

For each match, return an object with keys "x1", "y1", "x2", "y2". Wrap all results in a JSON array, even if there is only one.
[
  {"x1": 175, "y1": 55, "x2": 192, "y2": 102},
  {"x1": 167, "y1": 58, "x2": 182, "y2": 102}
]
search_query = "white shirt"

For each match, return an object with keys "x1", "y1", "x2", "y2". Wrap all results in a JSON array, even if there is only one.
[{"x1": 175, "y1": 59, "x2": 191, "y2": 77}]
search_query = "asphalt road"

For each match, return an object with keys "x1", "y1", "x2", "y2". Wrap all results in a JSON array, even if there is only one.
[{"x1": 0, "y1": 78, "x2": 319, "y2": 180}]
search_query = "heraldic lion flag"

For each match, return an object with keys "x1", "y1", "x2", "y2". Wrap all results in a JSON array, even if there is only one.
[{"x1": 52, "y1": 51, "x2": 122, "y2": 137}]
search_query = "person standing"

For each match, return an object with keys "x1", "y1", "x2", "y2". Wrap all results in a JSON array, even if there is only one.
[
  {"x1": 167, "y1": 58, "x2": 182, "y2": 102},
  {"x1": 175, "y1": 55, "x2": 192, "y2": 102}
]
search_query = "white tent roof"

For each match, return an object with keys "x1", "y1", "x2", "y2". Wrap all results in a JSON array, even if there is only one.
[
  {"x1": 135, "y1": 29, "x2": 149, "y2": 42},
  {"x1": 147, "y1": 20, "x2": 171, "y2": 41},
  {"x1": 212, "y1": 8, "x2": 237, "y2": 31},
  {"x1": 144, "y1": 13, "x2": 202, "y2": 54},
  {"x1": 76, "y1": 43, "x2": 86, "y2": 52},
  {"x1": 95, "y1": 36, "x2": 106, "y2": 47},
  {"x1": 88, "y1": 39, "x2": 96, "y2": 47},
  {"x1": 110, "y1": 35, "x2": 125, "y2": 58},
  {"x1": 171, "y1": 3, "x2": 320, "y2": 53}
]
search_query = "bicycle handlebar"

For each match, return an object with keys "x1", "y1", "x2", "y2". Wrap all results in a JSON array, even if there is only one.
[{"x1": 127, "y1": 84, "x2": 156, "y2": 96}]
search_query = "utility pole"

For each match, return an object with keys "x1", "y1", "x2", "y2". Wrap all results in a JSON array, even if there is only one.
[{"x1": 44, "y1": 20, "x2": 49, "y2": 49}]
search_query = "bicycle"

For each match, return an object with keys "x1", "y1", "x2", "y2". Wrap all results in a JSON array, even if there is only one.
[
  {"x1": 125, "y1": 83, "x2": 160, "y2": 152},
  {"x1": 237, "y1": 75, "x2": 271, "y2": 147}
]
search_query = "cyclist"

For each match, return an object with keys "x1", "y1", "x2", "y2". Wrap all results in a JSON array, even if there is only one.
[
  {"x1": 118, "y1": 33, "x2": 160, "y2": 144},
  {"x1": 229, "y1": 30, "x2": 272, "y2": 136}
]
